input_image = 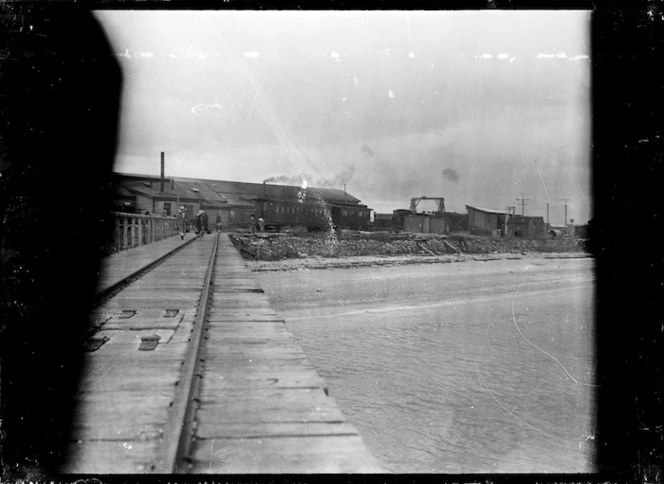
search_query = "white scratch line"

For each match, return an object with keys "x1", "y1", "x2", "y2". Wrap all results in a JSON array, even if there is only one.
[
  {"x1": 535, "y1": 158, "x2": 550, "y2": 201},
  {"x1": 247, "y1": 60, "x2": 273, "y2": 119},
  {"x1": 512, "y1": 266, "x2": 578, "y2": 384},
  {"x1": 474, "y1": 323, "x2": 559, "y2": 441},
  {"x1": 405, "y1": 13, "x2": 413, "y2": 49}
]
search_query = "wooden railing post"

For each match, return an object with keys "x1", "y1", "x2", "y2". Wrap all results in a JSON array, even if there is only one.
[
  {"x1": 115, "y1": 216, "x2": 121, "y2": 253},
  {"x1": 138, "y1": 217, "x2": 144, "y2": 247},
  {"x1": 122, "y1": 214, "x2": 128, "y2": 250},
  {"x1": 110, "y1": 212, "x2": 179, "y2": 253}
]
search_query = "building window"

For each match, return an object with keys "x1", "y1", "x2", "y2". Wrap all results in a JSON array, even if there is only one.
[
  {"x1": 342, "y1": 210, "x2": 348, "y2": 216},
  {"x1": 163, "y1": 202, "x2": 171, "y2": 216}
]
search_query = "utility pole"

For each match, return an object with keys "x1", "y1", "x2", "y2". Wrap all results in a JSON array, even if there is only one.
[
  {"x1": 561, "y1": 198, "x2": 569, "y2": 226},
  {"x1": 516, "y1": 193, "x2": 529, "y2": 216},
  {"x1": 546, "y1": 202, "x2": 549, "y2": 225}
]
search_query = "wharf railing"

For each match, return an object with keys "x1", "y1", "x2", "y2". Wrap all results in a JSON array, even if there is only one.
[{"x1": 107, "y1": 212, "x2": 179, "y2": 254}]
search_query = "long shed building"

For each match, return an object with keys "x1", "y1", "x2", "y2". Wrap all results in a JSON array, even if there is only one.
[{"x1": 112, "y1": 173, "x2": 370, "y2": 230}]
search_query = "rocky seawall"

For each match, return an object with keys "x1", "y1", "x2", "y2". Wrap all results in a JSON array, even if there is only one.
[{"x1": 228, "y1": 231, "x2": 590, "y2": 270}]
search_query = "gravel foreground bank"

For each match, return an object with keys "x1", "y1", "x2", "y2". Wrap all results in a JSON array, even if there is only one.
[
  {"x1": 229, "y1": 232, "x2": 591, "y2": 272},
  {"x1": 248, "y1": 251, "x2": 592, "y2": 272},
  {"x1": 247, "y1": 252, "x2": 591, "y2": 272}
]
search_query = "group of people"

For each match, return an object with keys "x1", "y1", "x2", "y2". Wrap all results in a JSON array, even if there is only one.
[
  {"x1": 176, "y1": 206, "x2": 218, "y2": 240},
  {"x1": 250, "y1": 214, "x2": 265, "y2": 234},
  {"x1": 175, "y1": 208, "x2": 267, "y2": 240}
]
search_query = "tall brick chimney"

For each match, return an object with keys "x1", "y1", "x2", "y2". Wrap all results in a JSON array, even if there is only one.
[{"x1": 160, "y1": 152, "x2": 165, "y2": 193}]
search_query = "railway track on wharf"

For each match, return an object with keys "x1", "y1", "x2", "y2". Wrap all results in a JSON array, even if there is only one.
[{"x1": 64, "y1": 233, "x2": 380, "y2": 474}]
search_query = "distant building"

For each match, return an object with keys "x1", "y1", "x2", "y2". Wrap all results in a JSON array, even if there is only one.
[
  {"x1": 372, "y1": 213, "x2": 394, "y2": 230},
  {"x1": 506, "y1": 215, "x2": 547, "y2": 238},
  {"x1": 111, "y1": 173, "x2": 370, "y2": 230},
  {"x1": 111, "y1": 173, "x2": 254, "y2": 226},
  {"x1": 402, "y1": 213, "x2": 449, "y2": 235},
  {"x1": 466, "y1": 205, "x2": 507, "y2": 236},
  {"x1": 571, "y1": 224, "x2": 589, "y2": 238}
]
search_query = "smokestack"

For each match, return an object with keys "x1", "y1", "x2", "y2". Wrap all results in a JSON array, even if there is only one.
[{"x1": 160, "y1": 152, "x2": 165, "y2": 193}]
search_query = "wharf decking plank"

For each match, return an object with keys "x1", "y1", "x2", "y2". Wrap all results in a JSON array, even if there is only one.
[
  {"x1": 64, "y1": 440, "x2": 160, "y2": 474},
  {"x1": 206, "y1": 311, "x2": 283, "y2": 321},
  {"x1": 195, "y1": 421, "x2": 357, "y2": 439},
  {"x1": 200, "y1": 371, "x2": 327, "y2": 393},
  {"x1": 71, "y1": 234, "x2": 377, "y2": 474},
  {"x1": 197, "y1": 403, "x2": 345, "y2": 424},
  {"x1": 101, "y1": 299, "x2": 200, "y2": 309},
  {"x1": 203, "y1": 355, "x2": 313, "y2": 368},
  {"x1": 101, "y1": 316, "x2": 185, "y2": 330},
  {"x1": 205, "y1": 322, "x2": 290, "y2": 332},
  {"x1": 191, "y1": 435, "x2": 381, "y2": 474},
  {"x1": 72, "y1": 392, "x2": 173, "y2": 442}
]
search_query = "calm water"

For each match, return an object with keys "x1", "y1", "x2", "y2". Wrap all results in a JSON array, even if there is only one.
[{"x1": 257, "y1": 258, "x2": 596, "y2": 473}]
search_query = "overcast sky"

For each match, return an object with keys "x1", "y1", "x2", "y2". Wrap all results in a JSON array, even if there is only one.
[{"x1": 95, "y1": 10, "x2": 591, "y2": 224}]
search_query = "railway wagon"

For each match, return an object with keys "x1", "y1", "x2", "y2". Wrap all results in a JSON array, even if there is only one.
[
  {"x1": 254, "y1": 185, "x2": 370, "y2": 231},
  {"x1": 256, "y1": 199, "x2": 370, "y2": 231}
]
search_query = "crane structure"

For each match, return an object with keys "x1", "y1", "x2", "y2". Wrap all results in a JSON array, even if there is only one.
[{"x1": 410, "y1": 196, "x2": 446, "y2": 214}]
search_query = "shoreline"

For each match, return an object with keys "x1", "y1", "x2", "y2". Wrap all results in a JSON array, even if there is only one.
[{"x1": 247, "y1": 251, "x2": 592, "y2": 272}]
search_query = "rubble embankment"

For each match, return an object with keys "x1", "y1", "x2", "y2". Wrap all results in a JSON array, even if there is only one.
[{"x1": 228, "y1": 231, "x2": 591, "y2": 272}]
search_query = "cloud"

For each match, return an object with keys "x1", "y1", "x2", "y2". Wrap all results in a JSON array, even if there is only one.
[
  {"x1": 537, "y1": 53, "x2": 556, "y2": 59},
  {"x1": 361, "y1": 144, "x2": 375, "y2": 157},
  {"x1": 569, "y1": 55, "x2": 590, "y2": 61},
  {"x1": 442, "y1": 168, "x2": 459, "y2": 182},
  {"x1": 330, "y1": 51, "x2": 341, "y2": 62}
]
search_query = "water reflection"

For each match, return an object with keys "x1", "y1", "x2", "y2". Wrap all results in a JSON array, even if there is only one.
[{"x1": 258, "y1": 260, "x2": 595, "y2": 473}]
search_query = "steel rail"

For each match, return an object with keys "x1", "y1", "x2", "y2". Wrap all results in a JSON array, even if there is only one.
[{"x1": 154, "y1": 232, "x2": 220, "y2": 473}]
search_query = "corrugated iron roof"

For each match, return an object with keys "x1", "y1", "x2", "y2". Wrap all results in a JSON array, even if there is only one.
[
  {"x1": 178, "y1": 178, "x2": 362, "y2": 205},
  {"x1": 115, "y1": 173, "x2": 364, "y2": 207},
  {"x1": 507, "y1": 215, "x2": 545, "y2": 224},
  {"x1": 466, "y1": 205, "x2": 507, "y2": 215}
]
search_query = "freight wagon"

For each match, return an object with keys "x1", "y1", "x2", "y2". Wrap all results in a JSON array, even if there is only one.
[{"x1": 254, "y1": 184, "x2": 370, "y2": 231}]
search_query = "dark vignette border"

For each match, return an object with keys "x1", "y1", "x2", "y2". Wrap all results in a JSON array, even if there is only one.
[{"x1": 1, "y1": 0, "x2": 662, "y2": 483}]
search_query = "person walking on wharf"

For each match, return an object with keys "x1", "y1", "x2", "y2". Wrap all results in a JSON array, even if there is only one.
[
  {"x1": 176, "y1": 206, "x2": 187, "y2": 240},
  {"x1": 258, "y1": 216, "x2": 265, "y2": 232},
  {"x1": 250, "y1": 214, "x2": 257, "y2": 235},
  {"x1": 215, "y1": 210, "x2": 223, "y2": 232},
  {"x1": 196, "y1": 209, "x2": 209, "y2": 235}
]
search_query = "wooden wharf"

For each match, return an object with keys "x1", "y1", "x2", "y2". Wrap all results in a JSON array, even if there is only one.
[{"x1": 65, "y1": 233, "x2": 380, "y2": 474}]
